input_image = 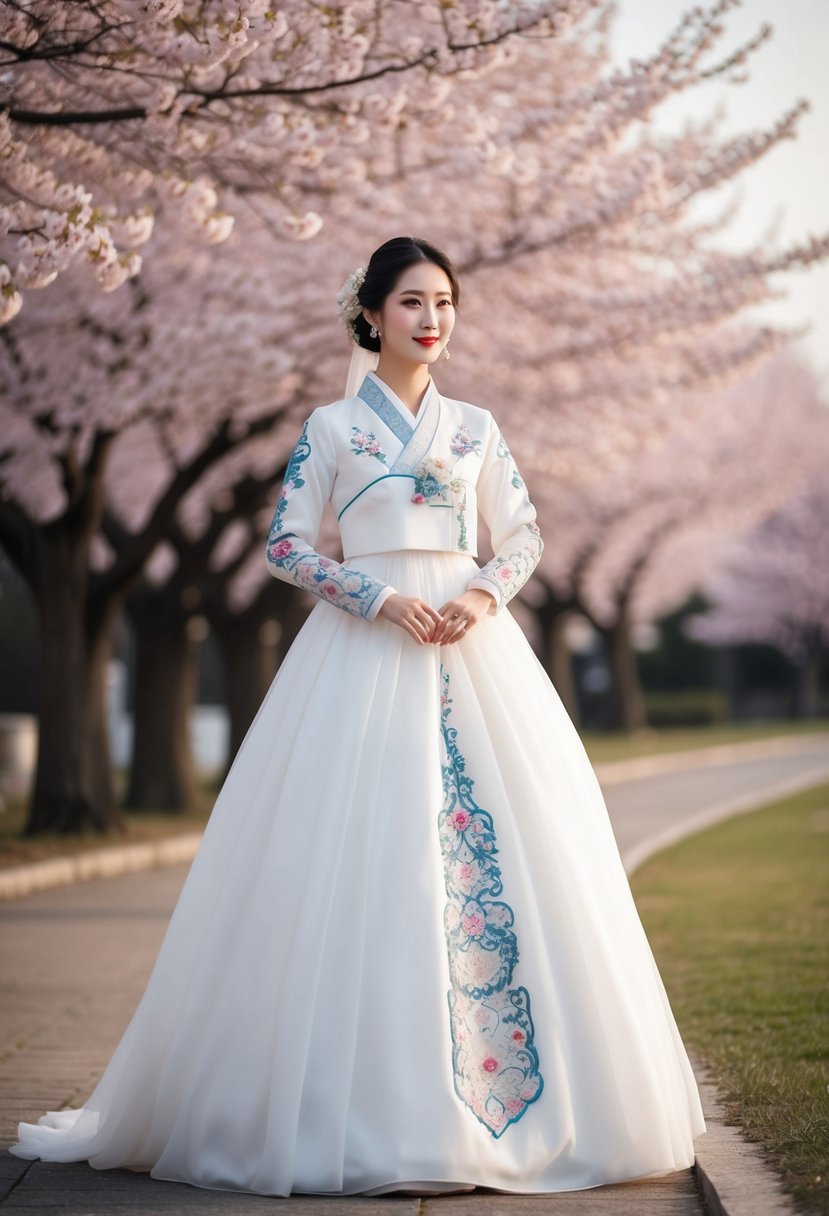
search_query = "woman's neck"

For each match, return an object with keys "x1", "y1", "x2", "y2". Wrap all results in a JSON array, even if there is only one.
[{"x1": 372, "y1": 356, "x2": 431, "y2": 416}]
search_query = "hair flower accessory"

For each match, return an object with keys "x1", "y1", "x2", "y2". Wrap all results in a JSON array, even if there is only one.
[{"x1": 337, "y1": 266, "x2": 367, "y2": 343}]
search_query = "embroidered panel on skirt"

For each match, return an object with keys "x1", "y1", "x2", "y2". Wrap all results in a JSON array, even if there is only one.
[{"x1": 437, "y1": 665, "x2": 544, "y2": 1137}]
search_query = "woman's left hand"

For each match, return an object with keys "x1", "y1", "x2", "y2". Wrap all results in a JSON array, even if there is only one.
[{"x1": 433, "y1": 588, "x2": 496, "y2": 645}]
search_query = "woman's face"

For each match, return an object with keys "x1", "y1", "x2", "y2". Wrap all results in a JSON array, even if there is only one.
[{"x1": 365, "y1": 261, "x2": 456, "y2": 368}]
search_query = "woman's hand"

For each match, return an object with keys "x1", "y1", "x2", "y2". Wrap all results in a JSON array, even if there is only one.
[
  {"x1": 377, "y1": 593, "x2": 443, "y2": 645},
  {"x1": 432, "y1": 588, "x2": 496, "y2": 645}
]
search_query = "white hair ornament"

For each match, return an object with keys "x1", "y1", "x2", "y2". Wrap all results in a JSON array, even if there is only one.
[{"x1": 337, "y1": 265, "x2": 379, "y2": 398}]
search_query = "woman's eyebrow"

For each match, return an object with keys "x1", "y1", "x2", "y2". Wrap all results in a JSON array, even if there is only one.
[{"x1": 397, "y1": 288, "x2": 452, "y2": 297}]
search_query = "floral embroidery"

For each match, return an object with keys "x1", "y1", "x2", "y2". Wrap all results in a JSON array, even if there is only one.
[
  {"x1": 496, "y1": 433, "x2": 524, "y2": 489},
  {"x1": 272, "y1": 420, "x2": 311, "y2": 535},
  {"x1": 266, "y1": 420, "x2": 389, "y2": 618},
  {"x1": 410, "y1": 456, "x2": 471, "y2": 551},
  {"x1": 265, "y1": 533, "x2": 388, "y2": 619},
  {"x1": 438, "y1": 666, "x2": 544, "y2": 1137},
  {"x1": 475, "y1": 521, "x2": 543, "y2": 607},
  {"x1": 350, "y1": 426, "x2": 388, "y2": 464},
  {"x1": 410, "y1": 456, "x2": 455, "y2": 505},
  {"x1": 450, "y1": 424, "x2": 482, "y2": 458},
  {"x1": 456, "y1": 486, "x2": 469, "y2": 551}
]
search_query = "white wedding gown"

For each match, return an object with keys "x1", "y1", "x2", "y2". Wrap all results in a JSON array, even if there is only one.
[
  {"x1": 10, "y1": 371, "x2": 705, "y2": 1195},
  {"x1": 9, "y1": 551, "x2": 706, "y2": 1196}
]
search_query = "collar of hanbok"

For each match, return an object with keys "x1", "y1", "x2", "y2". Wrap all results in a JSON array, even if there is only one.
[{"x1": 357, "y1": 371, "x2": 442, "y2": 476}]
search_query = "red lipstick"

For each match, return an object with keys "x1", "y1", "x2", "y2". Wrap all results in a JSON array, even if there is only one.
[{"x1": 414, "y1": 337, "x2": 439, "y2": 346}]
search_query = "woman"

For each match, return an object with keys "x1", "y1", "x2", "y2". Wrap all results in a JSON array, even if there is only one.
[{"x1": 10, "y1": 236, "x2": 706, "y2": 1196}]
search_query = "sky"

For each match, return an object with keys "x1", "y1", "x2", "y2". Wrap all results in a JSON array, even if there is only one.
[{"x1": 608, "y1": 0, "x2": 829, "y2": 387}]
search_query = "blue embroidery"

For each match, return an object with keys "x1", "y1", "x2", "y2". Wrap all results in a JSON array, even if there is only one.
[
  {"x1": 266, "y1": 534, "x2": 387, "y2": 618},
  {"x1": 266, "y1": 418, "x2": 388, "y2": 618},
  {"x1": 356, "y1": 373, "x2": 442, "y2": 477},
  {"x1": 272, "y1": 420, "x2": 311, "y2": 534},
  {"x1": 496, "y1": 433, "x2": 524, "y2": 489},
  {"x1": 357, "y1": 376, "x2": 413, "y2": 446},
  {"x1": 438, "y1": 666, "x2": 543, "y2": 1136},
  {"x1": 410, "y1": 459, "x2": 453, "y2": 505}
]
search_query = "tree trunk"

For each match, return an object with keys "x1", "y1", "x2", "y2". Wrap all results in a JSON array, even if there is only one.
[
  {"x1": 25, "y1": 551, "x2": 121, "y2": 834},
  {"x1": 548, "y1": 611, "x2": 580, "y2": 727},
  {"x1": 606, "y1": 604, "x2": 647, "y2": 732},
  {"x1": 213, "y1": 617, "x2": 278, "y2": 773},
  {"x1": 792, "y1": 630, "x2": 823, "y2": 719},
  {"x1": 84, "y1": 614, "x2": 119, "y2": 817},
  {"x1": 125, "y1": 605, "x2": 202, "y2": 812}
]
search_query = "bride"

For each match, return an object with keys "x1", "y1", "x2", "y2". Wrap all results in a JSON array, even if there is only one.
[{"x1": 10, "y1": 235, "x2": 706, "y2": 1196}]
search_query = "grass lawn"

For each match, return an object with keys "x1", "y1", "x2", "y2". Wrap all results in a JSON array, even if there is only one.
[
  {"x1": 583, "y1": 716, "x2": 829, "y2": 764},
  {"x1": 630, "y1": 781, "x2": 829, "y2": 1216}
]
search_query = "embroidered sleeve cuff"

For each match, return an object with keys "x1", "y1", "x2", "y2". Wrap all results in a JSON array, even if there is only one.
[
  {"x1": 467, "y1": 577, "x2": 502, "y2": 614},
  {"x1": 365, "y1": 584, "x2": 398, "y2": 622}
]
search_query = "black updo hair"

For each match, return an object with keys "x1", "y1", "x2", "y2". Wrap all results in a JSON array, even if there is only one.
[{"x1": 353, "y1": 236, "x2": 460, "y2": 353}]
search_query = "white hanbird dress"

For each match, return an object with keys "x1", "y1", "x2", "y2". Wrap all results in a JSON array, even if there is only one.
[{"x1": 9, "y1": 369, "x2": 706, "y2": 1195}]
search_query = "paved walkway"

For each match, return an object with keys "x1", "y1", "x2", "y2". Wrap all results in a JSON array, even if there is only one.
[{"x1": 4, "y1": 734, "x2": 825, "y2": 1214}]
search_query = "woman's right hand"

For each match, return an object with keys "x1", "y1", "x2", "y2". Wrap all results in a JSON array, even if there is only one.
[{"x1": 377, "y1": 593, "x2": 442, "y2": 645}]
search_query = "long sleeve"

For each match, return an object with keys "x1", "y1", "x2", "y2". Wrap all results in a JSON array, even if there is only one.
[
  {"x1": 265, "y1": 408, "x2": 397, "y2": 621},
  {"x1": 466, "y1": 413, "x2": 543, "y2": 613}
]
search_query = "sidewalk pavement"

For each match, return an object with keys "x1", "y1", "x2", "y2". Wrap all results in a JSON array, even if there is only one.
[{"x1": 4, "y1": 732, "x2": 825, "y2": 1213}]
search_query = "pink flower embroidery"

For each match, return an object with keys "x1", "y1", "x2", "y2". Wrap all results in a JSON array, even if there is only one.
[
  {"x1": 449, "y1": 808, "x2": 471, "y2": 831},
  {"x1": 461, "y1": 911, "x2": 485, "y2": 937},
  {"x1": 496, "y1": 565, "x2": 512, "y2": 581},
  {"x1": 512, "y1": 1029, "x2": 525, "y2": 1042},
  {"x1": 411, "y1": 492, "x2": 427, "y2": 504},
  {"x1": 269, "y1": 539, "x2": 293, "y2": 559},
  {"x1": 482, "y1": 1056, "x2": 498, "y2": 1073},
  {"x1": 505, "y1": 1098, "x2": 524, "y2": 1115}
]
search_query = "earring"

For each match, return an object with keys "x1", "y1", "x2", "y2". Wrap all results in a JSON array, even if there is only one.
[
  {"x1": 370, "y1": 324, "x2": 379, "y2": 339},
  {"x1": 443, "y1": 341, "x2": 451, "y2": 360}
]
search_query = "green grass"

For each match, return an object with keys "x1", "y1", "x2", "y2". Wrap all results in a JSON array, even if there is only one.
[
  {"x1": 582, "y1": 717, "x2": 829, "y2": 764},
  {"x1": 630, "y1": 782, "x2": 829, "y2": 1216}
]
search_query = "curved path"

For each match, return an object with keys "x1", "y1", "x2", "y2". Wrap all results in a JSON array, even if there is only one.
[{"x1": 2, "y1": 732, "x2": 826, "y2": 1214}]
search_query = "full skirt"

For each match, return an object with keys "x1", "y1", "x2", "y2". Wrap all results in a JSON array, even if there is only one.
[{"x1": 10, "y1": 550, "x2": 706, "y2": 1195}]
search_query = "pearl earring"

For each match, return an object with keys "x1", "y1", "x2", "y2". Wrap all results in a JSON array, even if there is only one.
[
  {"x1": 370, "y1": 324, "x2": 379, "y2": 339},
  {"x1": 443, "y1": 342, "x2": 451, "y2": 360}
]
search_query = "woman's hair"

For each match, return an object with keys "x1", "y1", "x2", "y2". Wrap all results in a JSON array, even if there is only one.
[{"x1": 354, "y1": 236, "x2": 460, "y2": 352}]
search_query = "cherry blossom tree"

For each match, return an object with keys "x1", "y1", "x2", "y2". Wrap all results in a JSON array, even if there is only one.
[
  {"x1": 526, "y1": 351, "x2": 829, "y2": 728},
  {"x1": 684, "y1": 475, "x2": 829, "y2": 718},
  {"x1": 0, "y1": 0, "x2": 599, "y2": 320},
  {"x1": 0, "y1": 215, "x2": 326, "y2": 832}
]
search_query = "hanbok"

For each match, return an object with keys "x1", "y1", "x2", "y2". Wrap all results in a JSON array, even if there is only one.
[{"x1": 9, "y1": 370, "x2": 706, "y2": 1196}]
